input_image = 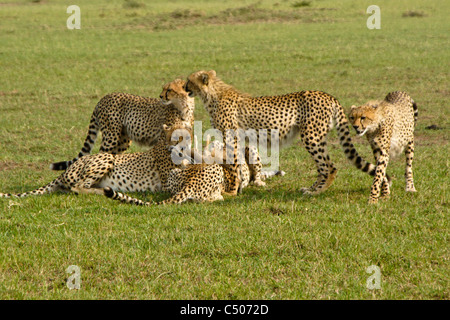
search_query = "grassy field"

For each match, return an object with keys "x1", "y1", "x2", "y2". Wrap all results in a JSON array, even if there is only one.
[{"x1": 0, "y1": 0, "x2": 448, "y2": 300}]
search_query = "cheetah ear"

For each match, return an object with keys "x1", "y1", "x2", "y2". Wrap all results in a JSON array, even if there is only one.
[
  {"x1": 201, "y1": 73, "x2": 209, "y2": 85},
  {"x1": 208, "y1": 70, "x2": 216, "y2": 77},
  {"x1": 350, "y1": 105, "x2": 357, "y2": 110},
  {"x1": 162, "y1": 124, "x2": 170, "y2": 131}
]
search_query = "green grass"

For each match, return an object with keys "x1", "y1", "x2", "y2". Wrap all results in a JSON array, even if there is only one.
[{"x1": 0, "y1": 0, "x2": 448, "y2": 299}]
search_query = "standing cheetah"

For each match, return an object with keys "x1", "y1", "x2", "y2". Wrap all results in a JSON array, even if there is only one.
[
  {"x1": 184, "y1": 70, "x2": 384, "y2": 196},
  {"x1": 50, "y1": 79, "x2": 194, "y2": 171},
  {"x1": 349, "y1": 91, "x2": 418, "y2": 203}
]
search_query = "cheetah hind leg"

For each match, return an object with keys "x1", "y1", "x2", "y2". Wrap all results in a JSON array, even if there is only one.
[
  {"x1": 301, "y1": 140, "x2": 337, "y2": 195},
  {"x1": 379, "y1": 177, "x2": 391, "y2": 200},
  {"x1": 404, "y1": 140, "x2": 416, "y2": 192},
  {"x1": 69, "y1": 154, "x2": 114, "y2": 195},
  {"x1": 300, "y1": 168, "x2": 337, "y2": 195},
  {"x1": 206, "y1": 186, "x2": 224, "y2": 202}
]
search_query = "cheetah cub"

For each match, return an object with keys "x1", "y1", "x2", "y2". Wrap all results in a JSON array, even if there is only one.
[
  {"x1": 349, "y1": 91, "x2": 418, "y2": 204},
  {"x1": 0, "y1": 122, "x2": 191, "y2": 199},
  {"x1": 103, "y1": 135, "x2": 286, "y2": 206},
  {"x1": 104, "y1": 164, "x2": 229, "y2": 205},
  {"x1": 50, "y1": 79, "x2": 194, "y2": 171}
]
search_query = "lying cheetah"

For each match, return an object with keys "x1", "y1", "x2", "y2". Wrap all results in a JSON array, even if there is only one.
[
  {"x1": 104, "y1": 164, "x2": 229, "y2": 205},
  {"x1": 50, "y1": 79, "x2": 194, "y2": 171},
  {"x1": 185, "y1": 70, "x2": 384, "y2": 195},
  {"x1": 0, "y1": 122, "x2": 191, "y2": 199},
  {"x1": 103, "y1": 135, "x2": 285, "y2": 205},
  {"x1": 349, "y1": 91, "x2": 418, "y2": 203}
]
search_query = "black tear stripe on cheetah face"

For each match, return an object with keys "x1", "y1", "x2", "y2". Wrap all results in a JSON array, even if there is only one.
[
  {"x1": 50, "y1": 79, "x2": 194, "y2": 171},
  {"x1": 185, "y1": 70, "x2": 385, "y2": 196},
  {"x1": 0, "y1": 122, "x2": 192, "y2": 199},
  {"x1": 349, "y1": 91, "x2": 417, "y2": 204}
]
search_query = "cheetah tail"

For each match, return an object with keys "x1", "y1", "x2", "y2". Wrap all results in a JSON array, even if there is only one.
[
  {"x1": 0, "y1": 178, "x2": 61, "y2": 198},
  {"x1": 103, "y1": 187, "x2": 152, "y2": 206},
  {"x1": 103, "y1": 188, "x2": 185, "y2": 206},
  {"x1": 412, "y1": 100, "x2": 418, "y2": 125},
  {"x1": 334, "y1": 103, "x2": 392, "y2": 184},
  {"x1": 50, "y1": 116, "x2": 99, "y2": 171}
]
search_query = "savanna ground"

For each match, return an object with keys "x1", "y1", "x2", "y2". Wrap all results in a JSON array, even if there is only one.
[{"x1": 0, "y1": 0, "x2": 448, "y2": 300}]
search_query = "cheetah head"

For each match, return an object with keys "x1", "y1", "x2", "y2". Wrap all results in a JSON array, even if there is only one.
[
  {"x1": 160, "y1": 79, "x2": 194, "y2": 121},
  {"x1": 162, "y1": 121, "x2": 193, "y2": 147},
  {"x1": 162, "y1": 122, "x2": 194, "y2": 165},
  {"x1": 185, "y1": 70, "x2": 217, "y2": 98},
  {"x1": 349, "y1": 101, "x2": 381, "y2": 136}
]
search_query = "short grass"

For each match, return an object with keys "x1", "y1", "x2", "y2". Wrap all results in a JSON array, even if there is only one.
[{"x1": 0, "y1": 0, "x2": 448, "y2": 299}]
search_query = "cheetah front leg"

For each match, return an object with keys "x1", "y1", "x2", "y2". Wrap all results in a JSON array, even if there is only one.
[
  {"x1": 405, "y1": 140, "x2": 416, "y2": 192},
  {"x1": 245, "y1": 146, "x2": 265, "y2": 187},
  {"x1": 160, "y1": 188, "x2": 193, "y2": 204},
  {"x1": 369, "y1": 151, "x2": 390, "y2": 204},
  {"x1": 214, "y1": 108, "x2": 243, "y2": 196},
  {"x1": 223, "y1": 130, "x2": 242, "y2": 195},
  {"x1": 70, "y1": 186, "x2": 105, "y2": 196},
  {"x1": 371, "y1": 145, "x2": 391, "y2": 199},
  {"x1": 368, "y1": 127, "x2": 393, "y2": 203}
]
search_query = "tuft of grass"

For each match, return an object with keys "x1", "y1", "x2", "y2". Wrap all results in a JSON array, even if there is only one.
[
  {"x1": 170, "y1": 9, "x2": 205, "y2": 20},
  {"x1": 292, "y1": 1, "x2": 311, "y2": 8},
  {"x1": 402, "y1": 10, "x2": 427, "y2": 17},
  {"x1": 123, "y1": 0, "x2": 145, "y2": 9},
  {"x1": 141, "y1": 4, "x2": 330, "y2": 31}
]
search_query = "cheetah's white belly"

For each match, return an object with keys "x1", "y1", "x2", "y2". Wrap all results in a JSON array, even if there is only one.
[{"x1": 389, "y1": 136, "x2": 405, "y2": 159}]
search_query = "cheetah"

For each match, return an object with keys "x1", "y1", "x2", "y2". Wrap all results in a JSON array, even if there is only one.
[
  {"x1": 103, "y1": 135, "x2": 285, "y2": 205},
  {"x1": 349, "y1": 91, "x2": 418, "y2": 204},
  {"x1": 0, "y1": 122, "x2": 192, "y2": 199},
  {"x1": 50, "y1": 79, "x2": 194, "y2": 171},
  {"x1": 104, "y1": 164, "x2": 229, "y2": 205},
  {"x1": 103, "y1": 137, "x2": 247, "y2": 205},
  {"x1": 184, "y1": 70, "x2": 384, "y2": 195}
]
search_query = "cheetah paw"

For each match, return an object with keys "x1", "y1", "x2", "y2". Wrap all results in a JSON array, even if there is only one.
[
  {"x1": 252, "y1": 180, "x2": 266, "y2": 187},
  {"x1": 300, "y1": 187, "x2": 314, "y2": 195}
]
